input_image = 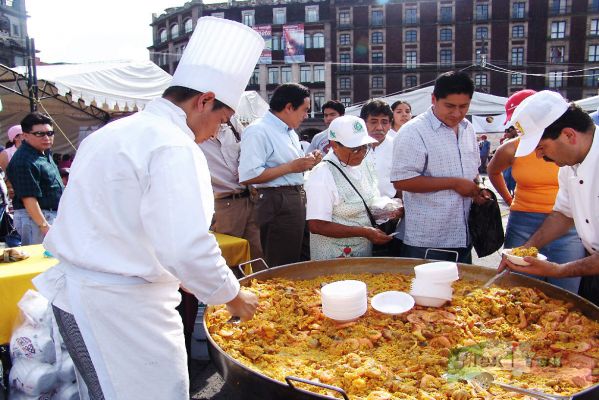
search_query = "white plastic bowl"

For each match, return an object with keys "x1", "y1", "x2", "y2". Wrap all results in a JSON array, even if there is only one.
[
  {"x1": 371, "y1": 291, "x2": 415, "y2": 315},
  {"x1": 502, "y1": 249, "x2": 547, "y2": 266},
  {"x1": 411, "y1": 295, "x2": 448, "y2": 308},
  {"x1": 410, "y1": 278, "x2": 453, "y2": 300},
  {"x1": 322, "y1": 303, "x2": 367, "y2": 321},
  {"x1": 321, "y1": 280, "x2": 368, "y2": 321},
  {"x1": 414, "y1": 261, "x2": 459, "y2": 282}
]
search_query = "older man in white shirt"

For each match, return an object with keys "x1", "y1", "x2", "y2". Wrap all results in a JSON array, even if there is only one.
[
  {"x1": 33, "y1": 17, "x2": 264, "y2": 400},
  {"x1": 501, "y1": 91, "x2": 599, "y2": 306}
]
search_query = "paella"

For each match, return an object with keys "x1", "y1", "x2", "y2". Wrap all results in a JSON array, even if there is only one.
[{"x1": 206, "y1": 272, "x2": 599, "y2": 399}]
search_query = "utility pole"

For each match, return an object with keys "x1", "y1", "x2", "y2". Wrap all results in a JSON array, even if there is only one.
[{"x1": 25, "y1": 37, "x2": 38, "y2": 112}]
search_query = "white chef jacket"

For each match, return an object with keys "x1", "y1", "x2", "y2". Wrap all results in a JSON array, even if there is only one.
[
  {"x1": 553, "y1": 131, "x2": 599, "y2": 255},
  {"x1": 40, "y1": 98, "x2": 239, "y2": 305},
  {"x1": 365, "y1": 135, "x2": 396, "y2": 198}
]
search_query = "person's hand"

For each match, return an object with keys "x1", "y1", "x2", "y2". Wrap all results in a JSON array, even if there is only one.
[
  {"x1": 389, "y1": 206, "x2": 404, "y2": 220},
  {"x1": 40, "y1": 224, "x2": 51, "y2": 237},
  {"x1": 288, "y1": 155, "x2": 320, "y2": 173},
  {"x1": 308, "y1": 150, "x2": 323, "y2": 164},
  {"x1": 501, "y1": 255, "x2": 566, "y2": 278},
  {"x1": 473, "y1": 188, "x2": 492, "y2": 205},
  {"x1": 453, "y1": 178, "x2": 479, "y2": 198},
  {"x1": 363, "y1": 227, "x2": 393, "y2": 245},
  {"x1": 226, "y1": 289, "x2": 259, "y2": 322}
]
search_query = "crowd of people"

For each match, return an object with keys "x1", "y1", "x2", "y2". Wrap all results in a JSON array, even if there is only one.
[{"x1": 0, "y1": 16, "x2": 597, "y2": 400}]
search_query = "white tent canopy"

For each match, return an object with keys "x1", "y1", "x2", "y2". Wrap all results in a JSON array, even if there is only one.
[
  {"x1": 12, "y1": 60, "x2": 172, "y2": 111},
  {"x1": 345, "y1": 85, "x2": 508, "y2": 117},
  {"x1": 574, "y1": 94, "x2": 599, "y2": 112}
]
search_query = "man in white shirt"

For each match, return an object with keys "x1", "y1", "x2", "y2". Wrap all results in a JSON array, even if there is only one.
[
  {"x1": 501, "y1": 91, "x2": 599, "y2": 305},
  {"x1": 306, "y1": 100, "x2": 345, "y2": 154},
  {"x1": 33, "y1": 17, "x2": 264, "y2": 399}
]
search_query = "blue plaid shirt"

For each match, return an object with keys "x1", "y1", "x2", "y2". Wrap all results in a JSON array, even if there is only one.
[{"x1": 7, "y1": 141, "x2": 64, "y2": 210}]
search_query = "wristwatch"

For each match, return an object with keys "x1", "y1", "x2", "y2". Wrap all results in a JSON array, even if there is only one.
[{"x1": 38, "y1": 221, "x2": 49, "y2": 228}]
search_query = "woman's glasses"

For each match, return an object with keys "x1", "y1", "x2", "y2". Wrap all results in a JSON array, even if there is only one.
[{"x1": 29, "y1": 131, "x2": 55, "y2": 138}]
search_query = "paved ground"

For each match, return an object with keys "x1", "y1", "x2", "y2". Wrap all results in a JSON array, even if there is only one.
[{"x1": 189, "y1": 176, "x2": 511, "y2": 398}]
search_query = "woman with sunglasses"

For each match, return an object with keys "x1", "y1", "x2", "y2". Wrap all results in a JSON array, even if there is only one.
[{"x1": 305, "y1": 115, "x2": 393, "y2": 260}]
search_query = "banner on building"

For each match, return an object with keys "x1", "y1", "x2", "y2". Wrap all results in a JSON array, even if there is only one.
[
  {"x1": 283, "y1": 24, "x2": 305, "y2": 63},
  {"x1": 254, "y1": 25, "x2": 272, "y2": 64}
]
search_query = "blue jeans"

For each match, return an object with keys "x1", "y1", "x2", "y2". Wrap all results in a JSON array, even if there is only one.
[
  {"x1": 400, "y1": 243, "x2": 472, "y2": 264},
  {"x1": 505, "y1": 210, "x2": 585, "y2": 293},
  {"x1": 503, "y1": 167, "x2": 516, "y2": 195},
  {"x1": 14, "y1": 209, "x2": 57, "y2": 246}
]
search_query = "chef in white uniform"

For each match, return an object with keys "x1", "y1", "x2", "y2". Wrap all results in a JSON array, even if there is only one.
[
  {"x1": 33, "y1": 17, "x2": 264, "y2": 400},
  {"x1": 500, "y1": 91, "x2": 599, "y2": 305}
]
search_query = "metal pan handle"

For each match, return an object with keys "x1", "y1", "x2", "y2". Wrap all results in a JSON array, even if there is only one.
[
  {"x1": 285, "y1": 376, "x2": 349, "y2": 400},
  {"x1": 424, "y1": 248, "x2": 459, "y2": 262},
  {"x1": 237, "y1": 258, "x2": 270, "y2": 277}
]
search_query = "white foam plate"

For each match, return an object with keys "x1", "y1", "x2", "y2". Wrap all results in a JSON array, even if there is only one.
[
  {"x1": 501, "y1": 249, "x2": 547, "y2": 266},
  {"x1": 371, "y1": 291, "x2": 415, "y2": 315}
]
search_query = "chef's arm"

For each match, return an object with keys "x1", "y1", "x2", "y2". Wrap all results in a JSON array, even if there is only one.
[
  {"x1": 22, "y1": 197, "x2": 50, "y2": 235},
  {"x1": 523, "y1": 211, "x2": 574, "y2": 249},
  {"x1": 561, "y1": 254, "x2": 599, "y2": 277}
]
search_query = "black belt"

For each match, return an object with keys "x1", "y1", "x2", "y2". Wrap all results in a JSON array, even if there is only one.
[
  {"x1": 216, "y1": 189, "x2": 250, "y2": 200},
  {"x1": 258, "y1": 185, "x2": 303, "y2": 192}
]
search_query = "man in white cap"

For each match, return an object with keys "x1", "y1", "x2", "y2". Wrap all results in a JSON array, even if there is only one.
[
  {"x1": 32, "y1": 17, "x2": 264, "y2": 399},
  {"x1": 500, "y1": 90, "x2": 599, "y2": 305}
]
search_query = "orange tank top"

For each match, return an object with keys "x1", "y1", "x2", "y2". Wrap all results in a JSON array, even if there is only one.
[{"x1": 510, "y1": 138, "x2": 560, "y2": 213}]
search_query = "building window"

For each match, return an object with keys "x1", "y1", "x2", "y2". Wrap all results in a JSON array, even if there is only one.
[
  {"x1": 591, "y1": 19, "x2": 599, "y2": 36},
  {"x1": 405, "y1": 8, "x2": 418, "y2": 24},
  {"x1": 372, "y1": 76, "x2": 384, "y2": 89},
  {"x1": 313, "y1": 93, "x2": 325, "y2": 113},
  {"x1": 170, "y1": 24, "x2": 179, "y2": 39},
  {"x1": 305, "y1": 5, "x2": 319, "y2": 23},
  {"x1": 440, "y1": 49, "x2": 452, "y2": 65},
  {"x1": 511, "y1": 73, "x2": 524, "y2": 85},
  {"x1": 475, "y1": 4, "x2": 489, "y2": 21},
  {"x1": 268, "y1": 67, "x2": 279, "y2": 84},
  {"x1": 159, "y1": 29, "x2": 167, "y2": 43},
  {"x1": 475, "y1": 47, "x2": 488, "y2": 65},
  {"x1": 405, "y1": 51, "x2": 417, "y2": 69},
  {"x1": 313, "y1": 33, "x2": 324, "y2": 48},
  {"x1": 405, "y1": 75, "x2": 417, "y2": 88},
  {"x1": 589, "y1": 45, "x2": 599, "y2": 62},
  {"x1": 372, "y1": 52, "x2": 383, "y2": 72},
  {"x1": 550, "y1": 46, "x2": 565, "y2": 63},
  {"x1": 340, "y1": 53, "x2": 351, "y2": 72},
  {"x1": 281, "y1": 67, "x2": 292, "y2": 83},
  {"x1": 184, "y1": 19, "x2": 193, "y2": 33},
  {"x1": 272, "y1": 34, "x2": 282, "y2": 51},
  {"x1": 550, "y1": 0, "x2": 568, "y2": 15},
  {"x1": 304, "y1": 33, "x2": 312, "y2": 49},
  {"x1": 339, "y1": 33, "x2": 351, "y2": 45},
  {"x1": 405, "y1": 30, "x2": 417, "y2": 42},
  {"x1": 211, "y1": 12, "x2": 224, "y2": 18},
  {"x1": 440, "y1": 28, "x2": 452, "y2": 41},
  {"x1": 548, "y1": 71, "x2": 564, "y2": 88},
  {"x1": 339, "y1": 77, "x2": 351, "y2": 89},
  {"x1": 512, "y1": 2, "x2": 525, "y2": 19},
  {"x1": 550, "y1": 21, "x2": 566, "y2": 39},
  {"x1": 440, "y1": 6, "x2": 452, "y2": 23},
  {"x1": 585, "y1": 69, "x2": 599, "y2": 87},
  {"x1": 511, "y1": 47, "x2": 524, "y2": 66},
  {"x1": 273, "y1": 8, "x2": 286, "y2": 25},
  {"x1": 242, "y1": 10, "x2": 255, "y2": 27},
  {"x1": 314, "y1": 65, "x2": 325, "y2": 82},
  {"x1": 371, "y1": 9, "x2": 384, "y2": 26},
  {"x1": 250, "y1": 69, "x2": 260, "y2": 85},
  {"x1": 593, "y1": 0, "x2": 599, "y2": 12},
  {"x1": 371, "y1": 31, "x2": 384, "y2": 44},
  {"x1": 340, "y1": 97, "x2": 352, "y2": 107},
  {"x1": 512, "y1": 25, "x2": 525, "y2": 38},
  {"x1": 339, "y1": 11, "x2": 351, "y2": 27},
  {"x1": 300, "y1": 66, "x2": 312, "y2": 82},
  {"x1": 474, "y1": 73, "x2": 488, "y2": 87},
  {"x1": 475, "y1": 26, "x2": 489, "y2": 40}
]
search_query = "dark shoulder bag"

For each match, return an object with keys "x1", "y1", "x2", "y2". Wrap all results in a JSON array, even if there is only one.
[{"x1": 468, "y1": 188, "x2": 504, "y2": 258}]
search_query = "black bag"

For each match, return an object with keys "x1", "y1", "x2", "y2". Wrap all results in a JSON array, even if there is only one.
[{"x1": 468, "y1": 189, "x2": 504, "y2": 258}]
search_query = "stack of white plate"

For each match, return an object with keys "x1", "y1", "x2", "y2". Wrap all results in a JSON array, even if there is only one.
[
  {"x1": 321, "y1": 280, "x2": 367, "y2": 322},
  {"x1": 410, "y1": 261, "x2": 459, "y2": 307}
]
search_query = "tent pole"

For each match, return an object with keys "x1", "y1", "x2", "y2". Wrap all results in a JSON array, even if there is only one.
[
  {"x1": 25, "y1": 36, "x2": 35, "y2": 112},
  {"x1": 30, "y1": 38, "x2": 39, "y2": 105}
]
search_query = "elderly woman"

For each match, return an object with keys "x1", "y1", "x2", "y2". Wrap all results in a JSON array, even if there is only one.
[{"x1": 305, "y1": 115, "x2": 393, "y2": 260}]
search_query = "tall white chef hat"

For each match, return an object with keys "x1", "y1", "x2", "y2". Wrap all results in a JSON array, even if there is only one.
[{"x1": 171, "y1": 16, "x2": 265, "y2": 111}]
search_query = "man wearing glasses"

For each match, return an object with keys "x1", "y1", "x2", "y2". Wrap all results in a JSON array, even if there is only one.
[{"x1": 7, "y1": 112, "x2": 63, "y2": 245}]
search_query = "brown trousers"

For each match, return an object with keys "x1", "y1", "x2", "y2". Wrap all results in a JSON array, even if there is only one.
[{"x1": 255, "y1": 186, "x2": 306, "y2": 267}]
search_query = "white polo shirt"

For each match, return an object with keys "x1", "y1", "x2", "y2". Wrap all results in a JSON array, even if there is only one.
[
  {"x1": 366, "y1": 135, "x2": 396, "y2": 198},
  {"x1": 553, "y1": 131, "x2": 599, "y2": 254}
]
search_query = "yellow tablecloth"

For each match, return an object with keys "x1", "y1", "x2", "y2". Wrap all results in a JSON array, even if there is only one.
[{"x1": 0, "y1": 233, "x2": 250, "y2": 344}]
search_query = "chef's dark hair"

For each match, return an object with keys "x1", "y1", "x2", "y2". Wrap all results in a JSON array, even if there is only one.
[
  {"x1": 269, "y1": 83, "x2": 310, "y2": 112},
  {"x1": 162, "y1": 86, "x2": 228, "y2": 110},
  {"x1": 542, "y1": 103, "x2": 594, "y2": 140}
]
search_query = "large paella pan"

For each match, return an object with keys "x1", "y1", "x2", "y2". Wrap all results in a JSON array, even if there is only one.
[{"x1": 204, "y1": 258, "x2": 599, "y2": 400}]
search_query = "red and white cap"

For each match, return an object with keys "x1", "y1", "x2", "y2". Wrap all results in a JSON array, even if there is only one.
[{"x1": 504, "y1": 89, "x2": 536, "y2": 125}]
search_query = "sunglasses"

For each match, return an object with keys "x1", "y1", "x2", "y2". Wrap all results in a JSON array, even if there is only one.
[
  {"x1": 28, "y1": 130, "x2": 55, "y2": 138},
  {"x1": 338, "y1": 142, "x2": 371, "y2": 154}
]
